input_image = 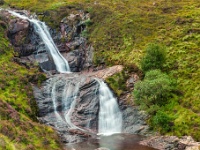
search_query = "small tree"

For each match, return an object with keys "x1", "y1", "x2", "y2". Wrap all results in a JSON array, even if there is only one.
[
  {"x1": 133, "y1": 70, "x2": 176, "y2": 114},
  {"x1": 141, "y1": 43, "x2": 166, "y2": 72}
]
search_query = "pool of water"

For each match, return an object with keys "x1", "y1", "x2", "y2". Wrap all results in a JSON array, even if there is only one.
[{"x1": 66, "y1": 134, "x2": 157, "y2": 150}]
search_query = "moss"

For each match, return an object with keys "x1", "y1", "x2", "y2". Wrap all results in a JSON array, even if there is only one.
[{"x1": 106, "y1": 69, "x2": 129, "y2": 97}]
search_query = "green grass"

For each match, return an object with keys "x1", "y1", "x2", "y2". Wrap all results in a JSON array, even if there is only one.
[
  {"x1": 0, "y1": 24, "x2": 61, "y2": 149},
  {"x1": 2, "y1": 0, "x2": 200, "y2": 141}
]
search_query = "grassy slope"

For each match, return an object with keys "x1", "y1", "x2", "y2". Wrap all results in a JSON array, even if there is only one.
[
  {"x1": 0, "y1": 20, "x2": 61, "y2": 149},
  {"x1": 3, "y1": 0, "x2": 200, "y2": 141}
]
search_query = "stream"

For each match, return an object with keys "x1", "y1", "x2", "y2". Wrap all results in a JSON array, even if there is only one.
[{"x1": 5, "y1": 9, "x2": 156, "y2": 150}]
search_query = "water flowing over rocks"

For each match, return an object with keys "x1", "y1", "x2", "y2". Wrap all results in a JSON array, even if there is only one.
[
  {"x1": 1, "y1": 8, "x2": 199, "y2": 150},
  {"x1": 33, "y1": 74, "x2": 99, "y2": 143},
  {"x1": 2, "y1": 9, "x2": 92, "y2": 73},
  {"x1": 0, "y1": 8, "x2": 152, "y2": 146}
]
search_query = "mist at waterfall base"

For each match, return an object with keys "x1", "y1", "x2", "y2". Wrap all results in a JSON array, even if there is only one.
[{"x1": 7, "y1": 10, "x2": 156, "y2": 150}]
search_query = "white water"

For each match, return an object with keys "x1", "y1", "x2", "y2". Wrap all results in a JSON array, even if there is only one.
[
  {"x1": 51, "y1": 80, "x2": 64, "y2": 125},
  {"x1": 97, "y1": 80, "x2": 122, "y2": 135},
  {"x1": 62, "y1": 80, "x2": 80, "y2": 129},
  {"x1": 7, "y1": 9, "x2": 123, "y2": 136},
  {"x1": 8, "y1": 10, "x2": 70, "y2": 73},
  {"x1": 48, "y1": 77, "x2": 83, "y2": 130}
]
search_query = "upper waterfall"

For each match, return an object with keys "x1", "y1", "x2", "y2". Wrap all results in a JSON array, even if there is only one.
[
  {"x1": 97, "y1": 79, "x2": 122, "y2": 135},
  {"x1": 8, "y1": 10, "x2": 70, "y2": 73}
]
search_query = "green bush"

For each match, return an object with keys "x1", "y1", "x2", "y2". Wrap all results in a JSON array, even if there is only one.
[
  {"x1": 141, "y1": 43, "x2": 166, "y2": 72},
  {"x1": 151, "y1": 111, "x2": 174, "y2": 133},
  {"x1": 133, "y1": 70, "x2": 176, "y2": 114}
]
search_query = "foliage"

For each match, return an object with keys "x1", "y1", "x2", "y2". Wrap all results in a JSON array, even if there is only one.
[
  {"x1": 141, "y1": 43, "x2": 166, "y2": 72},
  {"x1": 134, "y1": 70, "x2": 176, "y2": 113},
  {"x1": 106, "y1": 70, "x2": 128, "y2": 97},
  {"x1": 0, "y1": 24, "x2": 61, "y2": 149},
  {"x1": 151, "y1": 111, "x2": 174, "y2": 133}
]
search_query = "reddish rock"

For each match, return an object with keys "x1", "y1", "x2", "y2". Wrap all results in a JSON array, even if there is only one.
[{"x1": 140, "y1": 136, "x2": 200, "y2": 150}]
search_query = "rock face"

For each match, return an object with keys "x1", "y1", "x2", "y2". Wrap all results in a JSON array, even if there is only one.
[
  {"x1": 140, "y1": 136, "x2": 200, "y2": 150},
  {"x1": 33, "y1": 74, "x2": 99, "y2": 143},
  {"x1": 33, "y1": 69, "x2": 149, "y2": 144},
  {"x1": 3, "y1": 9, "x2": 93, "y2": 73}
]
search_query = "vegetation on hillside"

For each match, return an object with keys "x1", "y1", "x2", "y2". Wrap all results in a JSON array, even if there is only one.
[
  {"x1": 133, "y1": 44, "x2": 176, "y2": 134},
  {"x1": 0, "y1": 19, "x2": 61, "y2": 149},
  {"x1": 2, "y1": 0, "x2": 200, "y2": 142}
]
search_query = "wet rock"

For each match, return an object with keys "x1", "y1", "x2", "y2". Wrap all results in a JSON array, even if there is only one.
[
  {"x1": 9, "y1": 19, "x2": 29, "y2": 35},
  {"x1": 33, "y1": 74, "x2": 100, "y2": 143},
  {"x1": 121, "y1": 104, "x2": 149, "y2": 135},
  {"x1": 4, "y1": 9, "x2": 93, "y2": 72},
  {"x1": 63, "y1": 43, "x2": 94, "y2": 72}
]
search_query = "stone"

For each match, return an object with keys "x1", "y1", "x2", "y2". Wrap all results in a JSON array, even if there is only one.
[
  {"x1": 140, "y1": 136, "x2": 200, "y2": 150},
  {"x1": 85, "y1": 65, "x2": 123, "y2": 79},
  {"x1": 9, "y1": 19, "x2": 29, "y2": 34}
]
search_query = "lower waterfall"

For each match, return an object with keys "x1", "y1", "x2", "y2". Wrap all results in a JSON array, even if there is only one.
[
  {"x1": 97, "y1": 80, "x2": 122, "y2": 135},
  {"x1": 47, "y1": 76, "x2": 86, "y2": 130}
]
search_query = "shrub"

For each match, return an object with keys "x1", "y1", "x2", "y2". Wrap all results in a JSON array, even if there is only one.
[
  {"x1": 141, "y1": 43, "x2": 166, "y2": 72},
  {"x1": 133, "y1": 70, "x2": 176, "y2": 114},
  {"x1": 151, "y1": 111, "x2": 174, "y2": 133}
]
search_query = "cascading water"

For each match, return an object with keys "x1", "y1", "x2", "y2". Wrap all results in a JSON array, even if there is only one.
[
  {"x1": 7, "y1": 8, "x2": 124, "y2": 144},
  {"x1": 62, "y1": 79, "x2": 80, "y2": 129},
  {"x1": 45, "y1": 76, "x2": 83, "y2": 130},
  {"x1": 97, "y1": 80, "x2": 122, "y2": 135},
  {"x1": 8, "y1": 10, "x2": 70, "y2": 73}
]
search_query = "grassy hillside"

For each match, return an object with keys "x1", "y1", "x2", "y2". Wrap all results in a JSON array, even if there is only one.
[
  {"x1": 0, "y1": 18, "x2": 61, "y2": 149},
  {"x1": 3, "y1": 0, "x2": 200, "y2": 142}
]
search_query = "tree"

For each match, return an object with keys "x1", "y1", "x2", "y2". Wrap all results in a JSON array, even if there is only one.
[
  {"x1": 133, "y1": 70, "x2": 176, "y2": 114},
  {"x1": 141, "y1": 43, "x2": 166, "y2": 72}
]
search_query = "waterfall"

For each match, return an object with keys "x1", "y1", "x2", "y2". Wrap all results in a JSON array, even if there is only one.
[
  {"x1": 62, "y1": 79, "x2": 80, "y2": 129},
  {"x1": 97, "y1": 80, "x2": 122, "y2": 135},
  {"x1": 46, "y1": 76, "x2": 84, "y2": 130},
  {"x1": 8, "y1": 10, "x2": 70, "y2": 73},
  {"x1": 8, "y1": 9, "x2": 123, "y2": 140},
  {"x1": 49, "y1": 79, "x2": 66, "y2": 127}
]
